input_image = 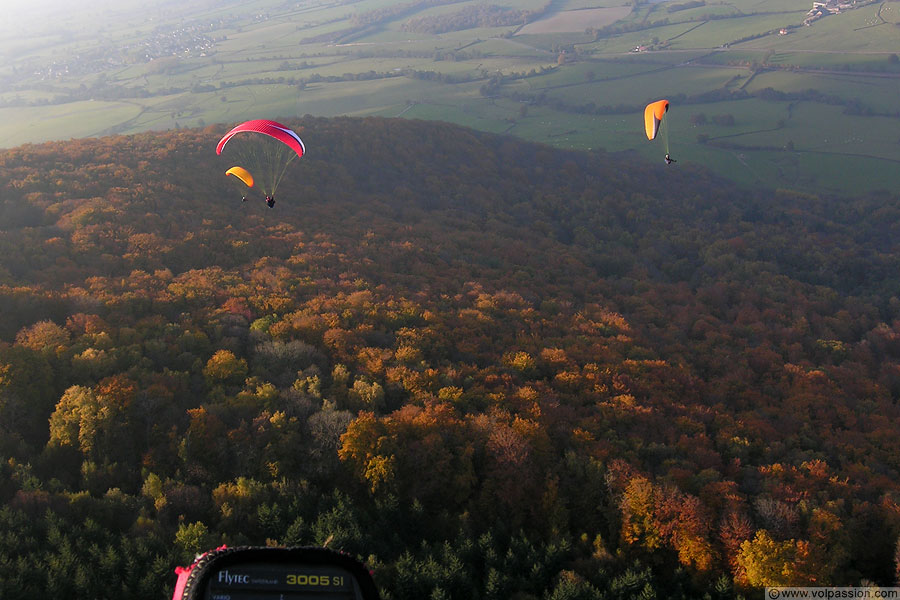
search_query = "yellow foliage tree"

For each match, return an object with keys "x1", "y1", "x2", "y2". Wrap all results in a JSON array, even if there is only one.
[
  {"x1": 620, "y1": 476, "x2": 663, "y2": 551},
  {"x1": 736, "y1": 530, "x2": 814, "y2": 587},
  {"x1": 203, "y1": 349, "x2": 248, "y2": 386},
  {"x1": 339, "y1": 412, "x2": 396, "y2": 494}
]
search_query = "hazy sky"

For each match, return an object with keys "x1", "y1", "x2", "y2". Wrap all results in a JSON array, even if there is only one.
[
  {"x1": 4, "y1": 0, "x2": 128, "y2": 33},
  {"x1": 4, "y1": 0, "x2": 244, "y2": 30},
  {"x1": 7, "y1": 0, "x2": 157, "y2": 10},
  {"x1": 6, "y1": 0, "x2": 122, "y2": 17},
  {"x1": 6, "y1": 0, "x2": 65, "y2": 8},
  {"x1": 1, "y1": 0, "x2": 210, "y2": 37}
]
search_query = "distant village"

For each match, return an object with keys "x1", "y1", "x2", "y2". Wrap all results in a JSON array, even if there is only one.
[
  {"x1": 28, "y1": 13, "x2": 275, "y2": 82},
  {"x1": 31, "y1": 24, "x2": 219, "y2": 81}
]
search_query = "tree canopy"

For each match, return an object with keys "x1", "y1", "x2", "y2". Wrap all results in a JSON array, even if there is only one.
[{"x1": 2, "y1": 116, "x2": 900, "y2": 598}]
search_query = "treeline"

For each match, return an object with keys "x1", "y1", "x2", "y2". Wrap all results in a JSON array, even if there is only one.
[
  {"x1": 2, "y1": 117, "x2": 900, "y2": 598},
  {"x1": 402, "y1": 5, "x2": 529, "y2": 34},
  {"x1": 350, "y1": 0, "x2": 462, "y2": 27},
  {"x1": 345, "y1": 0, "x2": 555, "y2": 35},
  {"x1": 495, "y1": 75, "x2": 896, "y2": 119},
  {"x1": 667, "y1": 0, "x2": 706, "y2": 13}
]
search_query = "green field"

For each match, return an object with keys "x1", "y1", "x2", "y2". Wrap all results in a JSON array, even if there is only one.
[
  {"x1": 1, "y1": 0, "x2": 898, "y2": 195},
  {"x1": 516, "y1": 64, "x2": 745, "y2": 107},
  {"x1": 743, "y1": 70, "x2": 900, "y2": 112}
]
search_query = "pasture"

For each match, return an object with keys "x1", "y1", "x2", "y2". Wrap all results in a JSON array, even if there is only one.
[
  {"x1": 516, "y1": 7, "x2": 633, "y2": 34},
  {"x1": 1, "y1": 0, "x2": 898, "y2": 195},
  {"x1": 743, "y1": 70, "x2": 900, "y2": 113},
  {"x1": 0, "y1": 101, "x2": 143, "y2": 147},
  {"x1": 515, "y1": 64, "x2": 748, "y2": 108}
]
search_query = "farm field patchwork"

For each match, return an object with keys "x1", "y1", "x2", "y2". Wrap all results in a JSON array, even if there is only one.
[{"x1": 0, "y1": 0, "x2": 897, "y2": 195}]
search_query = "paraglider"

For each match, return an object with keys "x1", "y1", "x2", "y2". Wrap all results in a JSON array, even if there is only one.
[
  {"x1": 216, "y1": 119, "x2": 306, "y2": 207},
  {"x1": 644, "y1": 99, "x2": 674, "y2": 164},
  {"x1": 225, "y1": 166, "x2": 254, "y2": 201},
  {"x1": 225, "y1": 165, "x2": 254, "y2": 189}
]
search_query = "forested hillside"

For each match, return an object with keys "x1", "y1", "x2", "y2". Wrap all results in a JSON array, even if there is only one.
[{"x1": 2, "y1": 117, "x2": 900, "y2": 598}]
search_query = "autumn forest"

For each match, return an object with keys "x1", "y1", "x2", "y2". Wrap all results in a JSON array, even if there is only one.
[{"x1": 2, "y1": 117, "x2": 900, "y2": 598}]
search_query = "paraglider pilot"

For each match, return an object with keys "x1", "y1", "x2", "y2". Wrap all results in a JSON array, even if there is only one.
[
  {"x1": 665, "y1": 154, "x2": 676, "y2": 165},
  {"x1": 266, "y1": 196, "x2": 275, "y2": 208}
]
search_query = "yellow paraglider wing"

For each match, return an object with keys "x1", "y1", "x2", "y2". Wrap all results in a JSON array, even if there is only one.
[
  {"x1": 644, "y1": 100, "x2": 669, "y2": 141},
  {"x1": 225, "y1": 166, "x2": 254, "y2": 188}
]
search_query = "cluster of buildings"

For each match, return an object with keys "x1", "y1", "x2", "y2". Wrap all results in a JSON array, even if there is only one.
[
  {"x1": 31, "y1": 21, "x2": 227, "y2": 81},
  {"x1": 805, "y1": 0, "x2": 857, "y2": 25},
  {"x1": 137, "y1": 23, "x2": 219, "y2": 61}
]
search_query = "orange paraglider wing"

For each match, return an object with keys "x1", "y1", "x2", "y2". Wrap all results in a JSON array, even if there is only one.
[
  {"x1": 225, "y1": 166, "x2": 254, "y2": 188},
  {"x1": 644, "y1": 99, "x2": 669, "y2": 141}
]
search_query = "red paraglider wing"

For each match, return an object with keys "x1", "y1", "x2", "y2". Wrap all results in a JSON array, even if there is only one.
[{"x1": 216, "y1": 119, "x2": 306, "y2": 158}]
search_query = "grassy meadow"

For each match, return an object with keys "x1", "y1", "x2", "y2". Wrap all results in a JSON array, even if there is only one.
[{"x1": 0, "y1": 0, "x2": 898, "y2": 194}]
